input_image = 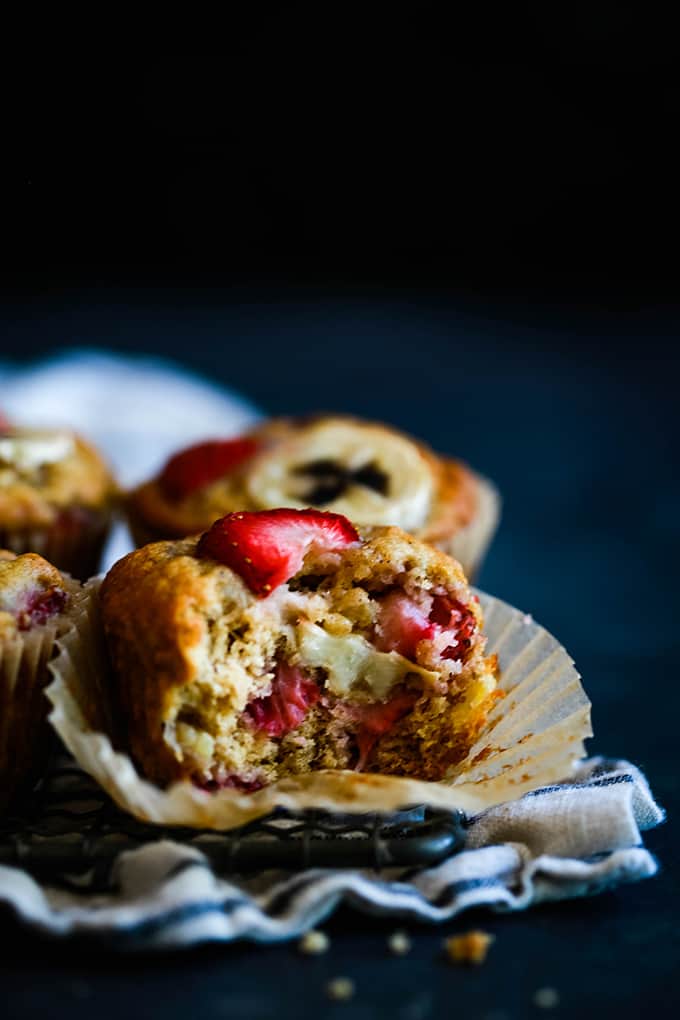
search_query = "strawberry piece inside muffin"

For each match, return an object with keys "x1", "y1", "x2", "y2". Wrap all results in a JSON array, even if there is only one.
[
  {"x1": 244, "y1": 660, "x2": 320, "y2": 737},
  {"x1": 100, "y1": 511, "x2": 498, "y2": 790},
  {"x1": 0, "y1": 551, "x2": 70, "y2": 637}
]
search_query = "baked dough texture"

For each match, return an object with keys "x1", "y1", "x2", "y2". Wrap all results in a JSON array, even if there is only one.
[{"x1": 100, "y1": 525, "x2": 498, "y2": 790}]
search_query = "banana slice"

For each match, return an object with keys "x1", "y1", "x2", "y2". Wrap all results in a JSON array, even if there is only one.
[
  {"x1": 245, "y1": 419, "x2": 435, "y2": 530},
  {"x1": 0, "y1": 430, "x2": 74, "y2": 472}
]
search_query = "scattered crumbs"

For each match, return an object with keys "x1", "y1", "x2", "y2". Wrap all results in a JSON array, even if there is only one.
[
  {"x1": 326, "y1": 977, "x2": 355, "y2": 1001},
  {"x1": 444, "y1": 930, "x2": 495, "y2": 965},
  {"x1": 533, "y1": 987, "x2": 560, "y2": 1009},
  {"x1": 299, "y1": 929, "x2": 330, "y2": 955},
  {"x1": 522, "y1": 613, "x2": 533, "y2": 626},
  {"x1": 387, "y1": 930, "x2": 412, "y2": 956}
]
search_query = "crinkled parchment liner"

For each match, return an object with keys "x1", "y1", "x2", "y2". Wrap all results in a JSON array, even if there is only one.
[
  {"x1": 46, "y1": 580, "x2": 591, "y2": 828},
  {"x1": 0, "y1": 506, "x2": 113, "y2": 581},
  {"x1": 446, "y1": 474, "x2": 500, "y2": 581},
  {"x1": 0, "y1": 576, "x2": 81, "y2": 810}
]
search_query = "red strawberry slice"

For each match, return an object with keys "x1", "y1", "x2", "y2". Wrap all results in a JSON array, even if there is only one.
[
  {"x1": 18, "y1": 587, "x2": 68, "y2": 631},
  {"x1": 244, "y1": 661, "x2": 320, "y2": 737},
  {"x1": 349, "y1": 690, "x2": 418, "y2": 769},
  {"x1": 375, "y1": 591, "x2": 477, "y2": 663},
  {"x1": 193, "y1": 775, "x2": 265, "y2": 793},
  {"x1": 430, "y1": 595, "x2": 477, "y2": 661},
  {"x1": 374, "y1": 591, "x2": 436, "y2": 658},
  {"x1": 197, "y1": 508, "x2": 360, "y2": 596},
  {"x1": 159, "y1": 437, "x2": 258, "y2": 500}
]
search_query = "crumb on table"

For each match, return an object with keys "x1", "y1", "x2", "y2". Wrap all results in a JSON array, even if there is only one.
[
  {"x1": 533, "y1": 987, "x2": 560, "y2": 1009},
  {"x1": 387, "y1": 930, "x2": 412, "y2": 955},
  {"x1": 298, "y1": 929, "x2": 330, "y2": 955},
  {"x1": 444, "y1": 930, "x2": 495, "y2": 965},
  {"x1": 326, "y1": 977, "x2": 355, "y2": 1001}
]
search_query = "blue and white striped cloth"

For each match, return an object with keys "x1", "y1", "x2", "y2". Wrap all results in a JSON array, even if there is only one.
[{"x1": 0, "y1": 758, "x2": 663, "y2": 949}]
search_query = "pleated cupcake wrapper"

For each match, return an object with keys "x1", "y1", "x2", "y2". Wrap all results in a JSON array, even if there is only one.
[
  {"x1": 445, "y1": 474, "x2": 500, "y2": 580},
  {"x1": 0, "y1": 577, "x2": 81, "y2": 810},
  {"x1": 0, "y1": 506, "x2": 112, "y2": 581},
  {"x1": 45, "y1": 579, "x2": 592, "y2": 828}
]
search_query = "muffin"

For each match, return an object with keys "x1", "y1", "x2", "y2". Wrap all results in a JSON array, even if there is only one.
[
  {"x1": 0, "y1": 550, "x2": 79, "y2": 809},
  {"x1": 0, "y1": 424, "x2": 117, "y2": 579},
  {"x1": 99, "y1": 508, "x2": 498, "y2": 791},
  {"x1": 126, "y1": 416, "x2": 499, "y2": 578}
]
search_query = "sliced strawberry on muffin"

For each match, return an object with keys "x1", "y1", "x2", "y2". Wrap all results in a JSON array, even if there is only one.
[
  {"x1": 160, "y1": 438, "x2": 260, "y2": 501},
  {"x1": 99, "y1": 510, "x2": 498, "y2": 790},
  {"x1": 197, "y1": 508, "x2": 360, "y2": 595}
]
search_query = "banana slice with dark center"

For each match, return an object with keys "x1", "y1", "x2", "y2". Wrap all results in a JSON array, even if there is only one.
[{"x1": 246, "y1": 420, "x2": 435, "y2": 530}]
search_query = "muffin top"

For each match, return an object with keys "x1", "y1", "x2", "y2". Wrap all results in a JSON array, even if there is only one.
[
  {"x1": 0, "y1": 549, "x2": 70, "y2": 640},
  {"x1": 100, "y1": 513, "x2": 479, "y2": 709},
  {"x1": 0, "y1": 426, "x2": 117, "y2": 528},
  {"x1": 128, "y1": 415, "x2": 478, "y2": 543}
]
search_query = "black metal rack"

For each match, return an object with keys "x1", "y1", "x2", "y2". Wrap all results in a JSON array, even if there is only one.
[{"x1": 0, "y1": 759, "x2": 467, "y2": 891}]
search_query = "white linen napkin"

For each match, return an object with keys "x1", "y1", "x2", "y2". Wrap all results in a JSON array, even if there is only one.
[{"x1": 0, "y1": 757, "x2": 663, "y2": 948}]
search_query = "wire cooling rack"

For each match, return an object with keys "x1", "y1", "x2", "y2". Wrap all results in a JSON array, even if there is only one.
[{"x1": 0, "y1": 757, "x2": 467, "y2": 891}]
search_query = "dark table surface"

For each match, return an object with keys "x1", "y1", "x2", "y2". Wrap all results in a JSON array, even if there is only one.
[{"x1": 1, "y1": 289, "x2": 678, "y2": 1019}]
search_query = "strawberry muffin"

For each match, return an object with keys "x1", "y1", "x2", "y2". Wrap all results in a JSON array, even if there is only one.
[
  {"x1": 126, "y1": 416, "x2": 499, "y2": 579},
  {"x1": 0, "y1": 424, "x2": 117, "y2": 579},
  {"x1": 99, "y1": 508, "x2": 498, "y2": 791},
  {"x1": 0, "y1": 550, "x2": 79, "y2": 808}
]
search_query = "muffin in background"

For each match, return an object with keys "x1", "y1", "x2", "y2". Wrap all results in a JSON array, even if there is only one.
[
  {"x1": 0, "y1": 425, "x2": 117, "y2": 579},
  {"x1": 126, "y1": 415, "x2": 499, "y2": 579},
  {"x1": 0, "y1": 550, "x2": 80, "y2": 810}
]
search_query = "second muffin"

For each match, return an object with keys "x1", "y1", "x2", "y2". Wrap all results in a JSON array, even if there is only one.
[{"x1": 127, "y1": 415, "x2": 499, "y2": 578}]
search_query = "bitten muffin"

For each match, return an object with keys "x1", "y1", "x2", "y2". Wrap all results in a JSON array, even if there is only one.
[
  {"x1": 0, "y1": 550, "x2": 79, "y2": 809},
  {"x1": 126, "y1": 416, "x2": 499, "y2": 578},
  {"x1": 0, "y1": 424, "x2": 118, "y2": 579},
  {"x1": 99, "y1": 508, "x2": 498, "y2": 791}
]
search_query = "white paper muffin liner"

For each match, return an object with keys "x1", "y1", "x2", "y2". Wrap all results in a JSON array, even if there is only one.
[
  {"x1": 45, "y1": 582, "x2": 591, "y2": 828},
  {"x1": 445, "y1": 474, "x2": 501, "y2": 580},
  {"x1": 0, "y1": 575, "x2": 81, "y2": 810},
  {"x1": 0, "y1": 506, "x2": 113, "y2": 581}
]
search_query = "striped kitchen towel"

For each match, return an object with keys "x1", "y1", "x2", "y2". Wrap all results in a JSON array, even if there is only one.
[{"x1": 0, "y1": 757, "x2": 664, "y2": 949}]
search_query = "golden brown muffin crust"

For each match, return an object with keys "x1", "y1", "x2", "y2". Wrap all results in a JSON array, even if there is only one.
[{"x1": 0, "y1": 428, "x2": 118, "y2": 529}]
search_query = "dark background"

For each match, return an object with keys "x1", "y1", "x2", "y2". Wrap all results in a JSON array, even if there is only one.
[
  {"x1": 4, "y1": 10, "x2": 680, "y2": 300},
  {"x1": 2, "y1": 18, "x2": 679, "y2": 1020}
]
